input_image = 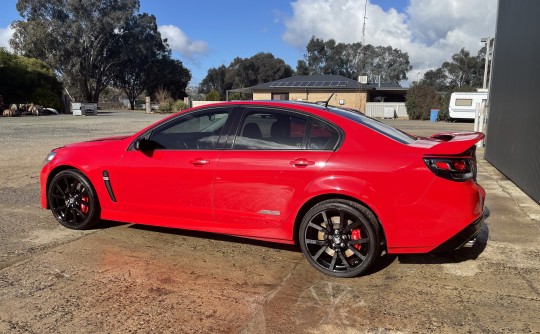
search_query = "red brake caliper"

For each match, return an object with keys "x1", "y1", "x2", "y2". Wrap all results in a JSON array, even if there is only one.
[
  {"x1": 81, "y1": 196, "x2": 89, "y2": 214},
  {"x1": 351, "y1": 229, "x2": 362, "y2": 250}
]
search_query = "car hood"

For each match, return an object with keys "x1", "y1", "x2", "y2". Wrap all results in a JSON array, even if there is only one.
[{"x1": 62, "y1": 135, "x2": 131, "y2": 149}]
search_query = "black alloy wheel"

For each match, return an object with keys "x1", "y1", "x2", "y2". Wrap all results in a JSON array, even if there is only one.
[
  {"x1": 48, "y1": 169, "x2": 100, "y2": 230},
  {"x1": 300, "y1": 199, "x2": 381, "y2": 278}
]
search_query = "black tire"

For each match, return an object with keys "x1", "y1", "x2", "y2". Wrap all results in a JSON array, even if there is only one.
[
  {"x1": 299, "y1": 199, "x2": 381, "y2": 278},
  {"x1": 47, "y1": 169, "x2": 101, "y2": 230}
]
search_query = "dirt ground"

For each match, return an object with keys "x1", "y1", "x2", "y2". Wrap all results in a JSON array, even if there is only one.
[{"x1": 0, "y1": 112, "x2": 539, "y2": 333}]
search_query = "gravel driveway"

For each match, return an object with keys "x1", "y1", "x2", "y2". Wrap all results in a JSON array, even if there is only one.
[{"x1": 0, "y1": 111, "x2": 538, "y2": 333}]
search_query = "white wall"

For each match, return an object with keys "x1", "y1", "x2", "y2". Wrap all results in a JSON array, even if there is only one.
[
  {"x1": 191, "y1": 101, "x2": 224, "y2": 108},
  {"x1": 365, "y1": 102, "x2": 408, "y2": 118}
]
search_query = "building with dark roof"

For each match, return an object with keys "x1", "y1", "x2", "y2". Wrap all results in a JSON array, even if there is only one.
[{"x1": 249, "y1": 74, "x2": 408, "y2": 112}]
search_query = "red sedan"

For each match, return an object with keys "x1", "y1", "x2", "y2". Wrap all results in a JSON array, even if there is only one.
[{"x1": 40, "y1": 101, "x2": 486, "y2": 277}]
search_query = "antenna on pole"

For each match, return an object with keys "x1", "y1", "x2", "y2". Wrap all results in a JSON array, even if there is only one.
[{"x1": 361, "y1": 0, "x2": 368, "y2": 45}]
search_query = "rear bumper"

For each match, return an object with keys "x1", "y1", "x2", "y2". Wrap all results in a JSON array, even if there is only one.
[{"x1": 432, "y1": 207, "x2": 489, "y2": 252}]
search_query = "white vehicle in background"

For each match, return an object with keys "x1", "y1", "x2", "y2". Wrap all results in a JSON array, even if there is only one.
[{"x1": 449, "y1": 91, "x2": 488, "y2": 119}]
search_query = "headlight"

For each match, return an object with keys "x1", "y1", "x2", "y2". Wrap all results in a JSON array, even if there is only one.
[{"x1": 44, "y1": 151, "x2": 57, "y2": 164}]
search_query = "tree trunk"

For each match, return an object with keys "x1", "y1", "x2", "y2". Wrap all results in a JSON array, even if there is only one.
[{"x1": 82, "y1": 80, "x2": 92, "y2": 103}]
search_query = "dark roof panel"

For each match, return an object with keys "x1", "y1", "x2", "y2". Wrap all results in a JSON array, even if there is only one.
[{"x1": 250, "y1": 74, "x2": 402, "y2": 91}]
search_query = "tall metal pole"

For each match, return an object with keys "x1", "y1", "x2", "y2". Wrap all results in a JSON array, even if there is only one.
[
  {"x1": 477, "y1": 37, "x2": 493, "y2": 147},
  {"x1": 361, "y1": 0, "x2": 368, "y2": 45},
  {"x1": 482, "y1": 38, "x2": 492, "y2": 90}
]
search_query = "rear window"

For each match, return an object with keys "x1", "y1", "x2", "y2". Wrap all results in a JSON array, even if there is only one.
[{"x1": 327, "y1": 106, "x2": 417, "y2": 144}]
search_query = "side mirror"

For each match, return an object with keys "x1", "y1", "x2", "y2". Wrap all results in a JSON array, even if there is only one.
[{"x1": 134, "y1": 137, "x2": 153, "y2": 151}]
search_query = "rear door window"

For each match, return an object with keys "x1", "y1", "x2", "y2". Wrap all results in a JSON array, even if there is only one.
[{"x1": 233, "y1": 109, "x2": 308, "y2": 150}]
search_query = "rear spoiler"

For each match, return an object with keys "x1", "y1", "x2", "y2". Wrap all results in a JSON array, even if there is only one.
[{"x1": 426, "y1": 132, "x2": 485, "y2": 155}]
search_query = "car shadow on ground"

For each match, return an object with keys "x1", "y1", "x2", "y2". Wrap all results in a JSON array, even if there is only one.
[
  {"x1": 355, "y1": 220, "x2": 490, "y2": 276},
  {"x1": 97, "y1": 220, "x2": 129, "y2": 229},
  {"x1": 126, "y1": 223, "x2": 301, "y2": 252},
  {"x1": 397, "y1": 222, "x2": 489, "y2": 265},
  {"x1": 97, "y1": 219, "x2": 489, "y2": 276},
  {"x1": 447, "y1": 119, "x2": 475, "y2": 124}
]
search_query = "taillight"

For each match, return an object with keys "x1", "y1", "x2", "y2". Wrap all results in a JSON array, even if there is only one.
[{"x1": 424, "y1": 149, "x2": 477, "y2": 182}]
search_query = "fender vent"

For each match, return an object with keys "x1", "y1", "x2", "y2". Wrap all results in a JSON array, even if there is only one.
[{"x1": 102, "y1": 170, "x2": 117, "y2": 202}]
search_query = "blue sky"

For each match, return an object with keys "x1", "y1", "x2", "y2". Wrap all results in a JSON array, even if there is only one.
[{"x1": 0, "y1": 0, "x2": 496, "y2": 86}]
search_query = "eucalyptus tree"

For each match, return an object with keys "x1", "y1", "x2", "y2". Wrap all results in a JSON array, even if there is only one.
[
  {"x1": 422, "y1": 68, "x2": 449, "y2": 91},
  {"x1": 296, "y1": 36, "x2": 412, "y2": 83},
  {"x1": 11, "y1": 0, "x2": 141, "y2": 102},
  {"x1": 199, "y1": 65, "x2": 230, "y2": 100},
  {"x1": 226, "y1": 52, "x2": 293, "y2": 89},
  {"x1": 200, "y1": 53, "x2": 293, "y2": 100},
  {"x1": 441, "y1": 48, "x2": 484, "y2": 88},
  {"x1": 145, "y1": 57, "x2": 191, "y2": 101},
  {"x1": 112, "y1": 13, "x2": 169, "y2": 109},
  {"x1": 421, "y1": 47, "x2": 486, "y2": 90}
]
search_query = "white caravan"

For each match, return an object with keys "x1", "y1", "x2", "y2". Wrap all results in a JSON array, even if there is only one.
[{"x1": 449, "y1": 92, "x2": 488, "y2": 119}]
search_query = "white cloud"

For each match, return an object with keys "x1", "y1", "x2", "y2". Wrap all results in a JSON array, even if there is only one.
[
  {"x1": 158, "y1": 25, "x2": 208, "y2": 59},
  {"x1": 283, "y1": 0, "x2": 497, "y2": 83},
  {"x1": 0, "y1": 25, "x2": 14, "y2": 51}
]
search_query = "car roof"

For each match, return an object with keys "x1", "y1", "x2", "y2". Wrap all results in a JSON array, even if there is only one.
[{"x1": 192, "y1": 100, "x2": 342, "y2": 114}]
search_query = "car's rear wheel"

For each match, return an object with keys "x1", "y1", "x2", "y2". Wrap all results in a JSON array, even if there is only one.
[
  {"x1": 48, "y1": 169, "x2": 100, "y2": 229},
  {"x1": 299, "y1": 199, "x2": 380, "y2": 278}
]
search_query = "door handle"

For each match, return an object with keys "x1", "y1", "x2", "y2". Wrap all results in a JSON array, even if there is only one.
[
  {"x1": 190, "y1": 158, "x2": 210, "y2": 166},
  {"x1": 290, "y1": 158, "x2": 315, "y2": 167}
]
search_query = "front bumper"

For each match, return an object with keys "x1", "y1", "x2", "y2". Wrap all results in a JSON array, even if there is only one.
[
  {"x1": 433, "y1": 207, "x2": 489, "y2": 252},
  {"x1": 40, "y1": 163, "x2": 52, "y2": 209}
]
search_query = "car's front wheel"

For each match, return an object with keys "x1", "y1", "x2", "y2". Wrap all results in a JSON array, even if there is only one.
[
  {"x1": 48, "y1": 169, "x2": 100, "y2": 229},
  {"x1": 299, "y1": 199, "x2": 381, "y2": 278}
]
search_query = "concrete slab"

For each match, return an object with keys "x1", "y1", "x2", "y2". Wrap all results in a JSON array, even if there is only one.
[{"x1": 0, "y1": 113, "x2": 538, "y2": 333}]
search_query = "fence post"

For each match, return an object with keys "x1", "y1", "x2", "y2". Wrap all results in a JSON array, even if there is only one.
[
  {"x1": 145, "y1": 96, "x2": 151, "y2": 114},
  {"x1": 474, "y1": 102, "x2": 481, "y2": 132},
  {"x1": 476, "y1": 101, "x2": 486, "y2": 148}
]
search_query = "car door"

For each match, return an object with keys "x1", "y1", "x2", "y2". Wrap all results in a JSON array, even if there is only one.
[
  {"x1": 115, "y1": 107, "x2": 234, "y2": 228},
  {"x1": 213, "y1": 107, "x2": 341, "y2": 235}
]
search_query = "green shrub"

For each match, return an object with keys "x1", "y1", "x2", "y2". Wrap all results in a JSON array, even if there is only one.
[
  {"x1": 405, "y1": 84, "x2": 441, "y2": 120},
  {"x1": 438, "y1": 93, "x2": 451, "y2": 121},
  {"x1": 0, "y1": 48, "x2": 63, "y2": 111},
  {"x1": 228, "y1": 92, "x2": 250, "y2": 101},
  {"x1": 157, "y1": 99, "x2": 188, "y2": 113},
  {"x1": 172, "y1": 99, "x2": 188, "y2": 111},
  {"x1": 205, "y1": 90, "x2": 221, "y2": 101},
  {"x1": 30, "y1": 87, "x2": 62, "y2": 110},
  {"x1": 157, "y1": 101, "x2": 173, "y2": 113}
]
